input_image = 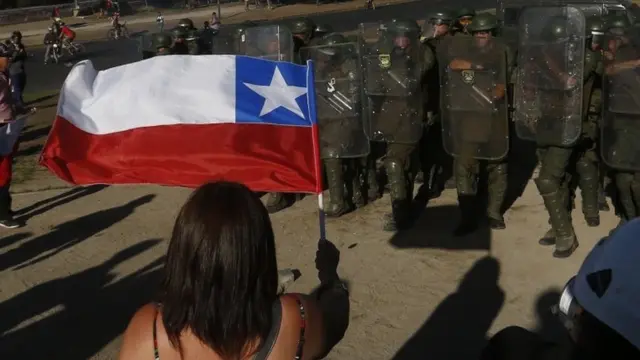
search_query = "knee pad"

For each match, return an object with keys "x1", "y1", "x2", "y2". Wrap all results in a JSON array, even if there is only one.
[
  {"x1": 535, "y1": 175, "x2": 559, "y2": 195},
  {"x1": 384, "y1": 157, "x2": 404, "y2": 178}
]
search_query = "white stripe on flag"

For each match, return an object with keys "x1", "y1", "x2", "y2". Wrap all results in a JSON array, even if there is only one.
[{"x1": 58, "y1": 56, "x2": 238, "y2": 135}]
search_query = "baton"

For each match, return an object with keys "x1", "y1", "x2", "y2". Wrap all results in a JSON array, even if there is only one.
[
  {"x1": 332, "y1": 91, "x2": 353, "y2": 110},
  {"x1": 387, "y1": 70, "x2": 408, "y2": 89},
  {"x1": 471, "y1": 85, "x2": 493, "y2": 105},
  {"x1": 320, "y1": 94, "x2": 344, "y2": 114}
]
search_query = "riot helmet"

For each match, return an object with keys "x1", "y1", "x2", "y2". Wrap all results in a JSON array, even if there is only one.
[
  {"x1": 386, "y1": 19, "x2": 420, "y2": 50},
  {"x1": 291, "y1": 18, "x2": 315, "y2": 43},
  {"x1": 421, "y1": 10, "x2": 453, "y2": 41},
  {"x1": 172, "y1": 27, "x2": 188, "y2": 42},
  {"x1": 454, "y1": 7, "x2": 476, "y2": 33},
  {"x1": 586, "y1": 17, "x2": 606, "y2": 50},
  {"x1": 152, "y1": 32, "x2": 173, "y2": 50},
  {"x1": 542, "y1": 16, "x2": 571, "y2": 42},
  {"x1": 178, "y1": 18, "x2": 195, "y2": 30},
  {"x1": 606, "y1": 15, "x2": 632, "y2": 51},
  {"x1": 607, "y1": 15, "x2": 631, "y2": 35},
  {"x1": 314, "y1": 24, "x2": 333, "y2": 38},
  {"x1": 316, "y1": 32, "x2": 348, "y2": 57},
  {"x1": 428, "y1": 10, "x2": 453, "y2": 25},
  {"x1": 468, "y1": 13, "x2": 498, "y2": 47}
]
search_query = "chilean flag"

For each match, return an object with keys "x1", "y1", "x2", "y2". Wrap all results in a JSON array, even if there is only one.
[{"x1": 40, "y1": 55, "x2": 322, "y2": 194}]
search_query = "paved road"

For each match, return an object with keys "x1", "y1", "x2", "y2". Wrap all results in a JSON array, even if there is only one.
[{"x1": 25, "y1": 0, "x2": 494, "y2": 93}]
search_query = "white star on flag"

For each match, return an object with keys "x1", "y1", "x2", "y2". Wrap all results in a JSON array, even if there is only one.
[{"x1": 244, "y1": 66, "x2": 308, "y2": 119}]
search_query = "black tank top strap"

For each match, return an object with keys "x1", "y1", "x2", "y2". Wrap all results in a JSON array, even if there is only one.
[{"x1": 152, "y1": 304, "x2": 160, "y2": 360}]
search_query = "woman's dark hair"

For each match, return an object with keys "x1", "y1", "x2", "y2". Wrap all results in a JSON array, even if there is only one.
[{"x1": 160, "y1": 181, "x2": 279, "y2": 359}]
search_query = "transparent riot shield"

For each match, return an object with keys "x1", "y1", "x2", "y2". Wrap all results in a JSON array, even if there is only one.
[
  {"x1": 358, "y1": 22, "x2": 424, "y2": 144},
  {"x1": 514, "y1": 6, "x2": 585, "y2": 147},
  {"x1": 300, "y1": 42, "x2": 369, "y2": 159},
  {"x1": 211, "y1": 33, "x2": 237, "y2": 54},
  {"x1": 601, "y1": 28, "x2": 640, "y2": 171},
  {"x1": 242, "y1": 25, "x2": 294, "y2": 62},
  {"x1": 438, "y1": 36, "x2": 510, "y2": 161},
  {"x1": 138, "y1": 33, "x2": 155, "y2": 59}
]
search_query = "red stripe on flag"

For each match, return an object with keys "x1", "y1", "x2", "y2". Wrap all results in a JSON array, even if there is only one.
[{"x1": 40, "y1": 116, "x2": 318, "y2": 193}]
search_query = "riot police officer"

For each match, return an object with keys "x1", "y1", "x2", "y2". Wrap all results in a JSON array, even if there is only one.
[
  {"x1": 171, "y1": 27, "x2": 189, "y2": 55},
  {"x1": 514, "y1": 13, "x2": 591, "y2": 258},
  {"x1": 451, "y1": 8, "x2": 476, "y2": 36},
  {"x1": 420, "y1": 10, "x2": 453, "y2": 44},
  {"x1": 153, "y1": 33, "x2": 174, "y2": 56},
  {"x1": 440, "y1": 13, "x2": 512, "y2": 234},
  {"x1": 418, "y1": 9, "x2": 454, "y2": 197},
  {"x1": 290, "y1": 18, "x2": 316, "y2": 55},
  {"x1": 362, "y1": 19, "x2": 431, "y2": 231},
  {"x1": 600, "y1": 15, "x2": 640, "y2": 228},
  {"x1": 301, "y1": 33, "x2": 369, "y2": 216},
  {"x1": 185, "y1": 28, "x2": 201, "y2": 55},
  {"x1": 566, "y1": 17, "x2": 607, "y2": 228}
]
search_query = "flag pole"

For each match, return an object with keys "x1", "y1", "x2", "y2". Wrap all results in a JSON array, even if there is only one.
[{"x1": 306, "y1": 59, "x2": 327, "y2": 242}]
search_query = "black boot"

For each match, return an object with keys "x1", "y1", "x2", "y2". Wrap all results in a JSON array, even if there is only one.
[
  {"x1": 538, "y1": 228, "x2": 556, "y2": 246},
  {"x1": 540, "y1": 191, "x2": 578, "y2": 258},
  {"x1": 325, "y1": 160, "x2": 349, "y2": 217},
  {"x1": 454, "y1": 195, "x2": 478, "y2": 236},
  {"x1": 487, "y1": 163, "x2": 507, "y2": 230},
  {"x1": 383, "y1": 199, "x2": 412, "y2": 232}
]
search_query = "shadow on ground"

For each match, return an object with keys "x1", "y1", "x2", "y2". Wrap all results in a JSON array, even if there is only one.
[
  {"x1": 502, "y1": 131, "x2": 538, "y2": 213},
  {"x1": 392, "y1": 256, "x2": 505, "y2": 359},
  {"x1": 16, "y1": 185, "x2": 107, "y2": 220},
  {"x1": 0, "y1": 193, "x2": 154, "y2": 271},
  {"x1": 0, "y1": 240, "x2": 165, "y2": 359},
  {"x1": 389, "y1": 204, "x2": 492, "y2": 250},
  {"x1": 18, "y1": 124, "x2": 52, "y2": 143}
]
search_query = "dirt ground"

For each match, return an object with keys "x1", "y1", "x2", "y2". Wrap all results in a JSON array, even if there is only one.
[{"x1": 0, "y1": 88, "x2": 621, "y2": 359}]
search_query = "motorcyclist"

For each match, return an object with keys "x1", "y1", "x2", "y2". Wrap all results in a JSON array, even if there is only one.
[
  {"x1": 43, "y1": 27, "x2": 57, "y2": 64},
  {"x1": 185, "y1": 28, "x2": 201, "y2": 55},
  {"x1": 58, "y1": 21, "x2": 76, "y2": 48}
]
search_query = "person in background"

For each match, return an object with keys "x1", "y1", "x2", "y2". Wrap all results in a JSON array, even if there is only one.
[
  {"x1": 156, "y1": 12, "x2": 164, "y2": 32},
  {"x1": 8, "y1": 31, "x2": 26, "y2": 109},
  {"x1": 0, "y1": 44, "x2": 23, "y2": 229},
  {"x1": 210, "y1": 11, "x2": 220, "y2": 31},
  {"x1": 43, "y1": 27, "x2": 57, "y2": 64},
  {"x1": 481, "y1": 219, "x2": 640, "y2": 360},
  {"x1": 118, "y1": 181, "x2": 349, "y2": 360}
]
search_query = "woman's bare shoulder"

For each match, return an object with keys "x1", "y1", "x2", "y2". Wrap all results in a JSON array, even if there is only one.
[{"x1": 118, "y1": 303, "x2": 157, "y2": 360}]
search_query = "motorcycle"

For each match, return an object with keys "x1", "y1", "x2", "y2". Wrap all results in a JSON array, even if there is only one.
[
  {"x1": 49, "y1": 40, "x2": 85, "y2": 64},
  {"x1": 107, "y1": 22, "x2": 130, "y2": 40}
]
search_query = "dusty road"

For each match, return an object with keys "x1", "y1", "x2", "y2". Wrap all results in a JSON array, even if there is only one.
[{"x1": 0, "y1": 101, "x2": 620, "y2": 358}]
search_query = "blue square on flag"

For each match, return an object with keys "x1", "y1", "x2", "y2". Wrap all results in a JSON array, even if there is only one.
[{"x1": 235, "y1": 56, "x2": 313, "y2": 127}]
